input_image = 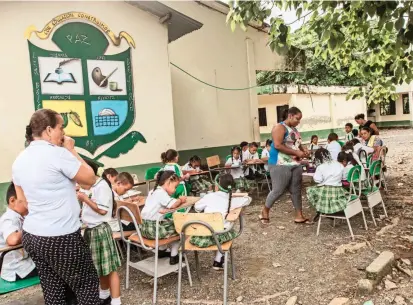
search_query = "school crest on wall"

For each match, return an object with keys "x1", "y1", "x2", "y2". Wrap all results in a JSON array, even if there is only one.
[{"x1": 26, "y1": 12, "x2": 146, "y2": 162}]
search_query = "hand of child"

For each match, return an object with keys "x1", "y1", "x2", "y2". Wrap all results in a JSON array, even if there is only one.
[
  {"x1": 62, "y1": 136, "x2": 75, "y2": 150},
  {"x1": 184, "y1": 173, "x2": 190, "y2": 180},
  {"x1": 77, "y1": 192, "x2": 87, "y2": 202},
  {"x1": 295, "y1": 150, "x2": 305, "y2": 159},
  {"x1": 179, "y1": 196, "x2": 187, "y2": 204}
]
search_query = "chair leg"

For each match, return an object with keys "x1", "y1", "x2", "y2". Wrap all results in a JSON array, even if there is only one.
[
  {"x1": 230, "y1": 247, "x2": 236, "y2": 280},
  {"x1": 369, "y1": 207, "x2": 377, "y2": 227},
  {"x1": 345, "y1": 217, "x2": 355, "y2": 240},
  {"x1": 184, "y1": 253, "x2": 193, "y2": 287},
  {"x1": 194, "y1": 251, "x2": 201, "y2": 281},
  {"x1": 153, "y1": 250, "x2": 159, "y2": 305},
  {"x1": 361, "y1": 210, "x2": 368, "y2": 231},
  {"x1": 316, "y1": 216, "x2": 322, "y2": 236},
  {"x1": 382, "y1": 200, "x2": 388, "y2": 218},
  {"x1": 116, "y1": 240, "x2": 124, "y2": 260},
  {"x1": 223, "y1": 252, "x2": 229, "y2": 305},
  {"x1": 333, "y1": 219, "x2": 336, "y2": 228},
  {"x1": 126, "y1": 243, "x2": 130, "y2": 289},
  {"x1": 177, "y1": 250, "x2": 183, "y2": 305}
]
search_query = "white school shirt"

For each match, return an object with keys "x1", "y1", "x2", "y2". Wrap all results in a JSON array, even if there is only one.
[
  {"x1": 244, "y1": 150, "x2": 260, "y2": 176},
  {"x1": 0, "y1": 208, "x2": 36, "y2": 281},
  {"x1": 225, "y1": 157, "x2": 244, "y2": 179},
  {"x1": 326, "y1": 141, "x2": 342, "y2": 161},
  {"x1": 342, "y1": 164, "x2": 354, "y2": 181},
  {"x1": 182, "y1": 162, "x2": 200, "y2": 181},
  {"x1": 194, "y1": 191, "x2": 249, "y2": 229},
  {"x1": 313, "y1": 161, "x2": 344, "y2": 187},
  {"x1": 12, "y1": 140, "x2": 81, "y2": 237},
  {"x1": 141, "y1": 187, "x2": 177, "y2": 221},
  {"x1": 345, "y1": 132, "x2": 354, "y2": 141},
  {"x1": 261, "y1": 148, "x2": 270, "y2": 171},
  {"x1": 81, "y1": 179, "x2": 113, "y2": 228},
  {"x1": 113, "y1": 191, "x2": 129, "y2": 228}
]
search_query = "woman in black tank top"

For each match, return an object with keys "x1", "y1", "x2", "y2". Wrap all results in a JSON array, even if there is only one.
[{"x1": 354, "y1": 113, "x2": 379, "y2": 135}]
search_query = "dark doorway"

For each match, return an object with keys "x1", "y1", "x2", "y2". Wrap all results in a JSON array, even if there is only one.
[{"x1": 276, "y1": 104, "x2": 289, "y2": 123}]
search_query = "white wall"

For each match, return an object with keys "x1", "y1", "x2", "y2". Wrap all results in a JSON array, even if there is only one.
[
  {"x1": 368, "y1": 93, "x2": 411, "y2": 123},
  {"x1": 0, "y1": 1, "x2": 175, "y2": 182},
  {"x1": 164, "y1": 1, "x2": 284, "y2": 150}
]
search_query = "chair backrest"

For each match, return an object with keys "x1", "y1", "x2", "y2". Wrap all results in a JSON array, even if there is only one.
[
  {"x1": 206, "y1": 155, "x2": 221, "y2": 168},
  {"x1": 369, "y1": 160, "x2": 381, "y2": 177},
  {"x1": 116, "y1": 200, "x2": 143, "y2": 225},
  {"x1": 173, "y1": 212, "x2": 224, "y2": 236},
  {"x1": 358, "y1": 149, "x2": 368, "y2": 168},
  {"x1": 379, "y1": 146, "x2": 387, "y2": 166},
  {"x1": 225, "y1": 154, "x2": 232, "y2": 161},
  {"x1": 366, "y1": 155, "x2": 372, "y2": 168},
  {"x1": 347, "y1": 165, "x2": 362, "y2": 198},
  {"x1": 145, "y1": 167, "x2": 161, "y2": 180},
  {"x1": 257, "y1": 147, "x2": 263, "y2": 158},
  {"x1": 338, "y1": 140, "x2": 345, "y2": 147}
]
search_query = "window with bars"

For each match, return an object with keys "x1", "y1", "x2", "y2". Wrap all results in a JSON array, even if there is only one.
[
  {"x1": 258, "y1": 108, "x2": 267, "y2": 127},
  {"x1": 402, "y1": 94, "x2": 410, "y2": 114},
  {"x1": 379, "y1": 98, "x2": 396, "y2": 116}
]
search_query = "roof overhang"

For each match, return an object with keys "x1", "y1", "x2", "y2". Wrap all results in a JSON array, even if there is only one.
[{"x1": 126, "y1": 1, "x2": 203, "y2": 43}]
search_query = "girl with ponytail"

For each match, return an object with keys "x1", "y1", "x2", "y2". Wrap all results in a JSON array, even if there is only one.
[
  {"x1": 190, "y1": 174, "x2": 249, "y2": 271},
  {"x1": 159, "y1": 149, "x2": 190, "y2": 199}
]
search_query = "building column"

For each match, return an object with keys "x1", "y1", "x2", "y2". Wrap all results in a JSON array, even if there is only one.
[
  {"x1": 409, "y1": 90, "x2": 413, "y2": 127},
  {"x1": 245, "y1": 38, "x2": 260, "y2": 142}
]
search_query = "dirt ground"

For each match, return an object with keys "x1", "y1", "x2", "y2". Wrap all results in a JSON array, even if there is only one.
[{"x1": 2, "y1": 128, "x2": 413, "y2": 305}]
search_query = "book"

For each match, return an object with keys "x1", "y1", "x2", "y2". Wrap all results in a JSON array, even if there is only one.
[{"x1": 44, "y1": 72, "x2": 76, "y2": 84}]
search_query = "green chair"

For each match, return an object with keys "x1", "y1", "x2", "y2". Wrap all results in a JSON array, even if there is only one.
[
  {"x1": 338, "y1": 140, "x2": 345, "y2": 147},
  {"x1": 316, "y1": 165, "x2": 368, "y2": 240},
  {"x1": 0, "y1": 276, "x2": 40, "y2": 294},
  {"x1": 145, "y1": 167, "x2": 161, "y2": 180},
  {"x1": 257, "y1": 147, "x2": 263, "y2": 158},
  {"x1": 225, "y1": 155, "x2": 232, "y2": 161},
  {"x1": 361, "y1": 160, "x2": 388, "y2": 227}
]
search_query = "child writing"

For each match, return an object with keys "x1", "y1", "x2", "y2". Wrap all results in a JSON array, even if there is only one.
[
  {"x1": 160, "y1": 149, "x2": 190, "y2": 198},
  {"x1": 103, "y1": 168, "x2": 119, "y2": 186},
  {"x1": 182, "y1": 155, "x2": 212, "y2": 193},
  {"x1": 191, "y1": 174, "x2": 249, "y2": 270},
  {"x1": 240, "y1": 141, "x2": 249, "y2": 161},
  {"x1": 244, "y1": 142, "x2": 264, "y2": 180},
  {"x1": 260, "y1": 139, "x2": 272, "y2": 171},
  {"x1": 78, "y1": 167, "x2": 124, "y2": 305},
  {"x1": 0, "y1": 182, "x2": 36, "y2": 282},
  {"x1": 141, "y1": 170, "x2": 186, "y2": 265},
  {"x1": 225, "y1": 146, "x2": 250, "y2": 192},
  {"x1": 325, "y1": 133, "x2": 341, "y2": 161},
  {"x1": 309, "y1": 135, "x2": 319, "y2": 151},
  {"x1": 307, "y1": 148, "x2": 348, "y2": 216},
  {"x1": 345, "y1": 123, "x2": 355, "y2": 142},
  {"x1": 111, "y1": 172, "x2": 135, "y2": 232}
]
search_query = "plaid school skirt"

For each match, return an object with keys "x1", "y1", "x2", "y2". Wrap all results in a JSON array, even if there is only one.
[
  {"x1": 190, "y1": 177, "x2": 213, "y2": 192},
  {"x1": 190, "y1": 230, "x2": 238, "y2": 248},
  {"x1": 307, "y1": 185, "x2": 348, "y2": 214},
  {"x1": 141, "y1": 219, "x2": 178, "y2": 240},
  {"x1": 234, "y1": 177, "x2": 250, "y2": 191},
  {"x1": 83, "y1": 223, "x2": 121, "y2": 277}
]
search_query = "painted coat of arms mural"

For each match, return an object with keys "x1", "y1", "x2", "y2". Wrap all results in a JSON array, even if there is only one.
[{"x1": 26, "y1": 12, "x2": 146, "y2": 163}]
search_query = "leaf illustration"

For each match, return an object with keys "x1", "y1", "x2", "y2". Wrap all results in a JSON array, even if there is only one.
[
  {"x1": 69, "y1": 111, "x2": 82, "y2": 127},
  {"x1": 61, "y1": 113, "x2": 68, "y2": 128},
  {"x1": 93, "y1": 131, "x2": 147, "y2": 161}
]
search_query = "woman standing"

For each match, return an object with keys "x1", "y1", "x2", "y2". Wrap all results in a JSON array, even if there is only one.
[
  {"x1": 260, "y1": 107, "x2": 310, "y2": 224},
  {"x1": 12, "y1": 109, "x2": 100, "y2": 305},
  {"x1": 354, "y1": 113, "x2": 380, "y2": 135}
]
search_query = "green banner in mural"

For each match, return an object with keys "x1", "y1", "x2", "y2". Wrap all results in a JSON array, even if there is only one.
[{"x1": 27, "y1": 16, "x2": 146, "y2": 161}]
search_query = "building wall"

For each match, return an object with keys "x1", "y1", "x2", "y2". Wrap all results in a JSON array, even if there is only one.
[
  {"x1": 0, "y1": 1, "x2": 176, "y2": 185},
  {"x1": 164, "y1": 1, "x2": 285, "y2": 150},
  {"x1": 258, "y1": 89, "x2": 365, "y2": 142},
  {"x1": 368, "y1": 93, "x2": 412, "y2": 127}
]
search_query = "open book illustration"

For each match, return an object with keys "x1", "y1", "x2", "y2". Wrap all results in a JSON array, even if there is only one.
[{"x1": 43, "y1": 59, "x2": 79, "y2": 84}]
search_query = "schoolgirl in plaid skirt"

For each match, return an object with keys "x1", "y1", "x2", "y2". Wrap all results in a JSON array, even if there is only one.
[
  {"x1": 79, "y1": 164, "x2": 135, "y2": 305},
  {"x1": 224, "y1": 146, "x2": 250, "y2": 192},
  {"x1": 306, "y1": 148, "x2": 348, "y2": 215},
  {"x1": 190, "y1": 174, "x2": 248, "y2": 271},
  {"x1": 141, "y1": 170, "x2": 187, "y2": 265},
  {"x1": 182, "y1": 155, "x2": 213, "y2": 193}
]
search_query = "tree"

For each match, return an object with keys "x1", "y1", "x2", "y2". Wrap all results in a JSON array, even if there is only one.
[{"x1": 227, "y1": 1, "x2": 413, "y2": 104}]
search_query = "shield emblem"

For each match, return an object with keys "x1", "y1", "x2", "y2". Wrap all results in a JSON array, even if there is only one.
[{"x1": 27, "y1": 20, "x2": 145, "y2": 162}]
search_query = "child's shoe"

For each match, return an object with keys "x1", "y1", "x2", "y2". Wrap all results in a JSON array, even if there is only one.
[{"x1": 212, "y1": 259, "x2": 224, "y2": 271}]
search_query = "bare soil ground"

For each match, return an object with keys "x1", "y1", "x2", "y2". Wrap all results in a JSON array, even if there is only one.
[{"x1": 3, "y1": 129, "x2": 413, "y2": 305}]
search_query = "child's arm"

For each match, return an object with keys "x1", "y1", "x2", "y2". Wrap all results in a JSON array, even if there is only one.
[
  {"x1": 194, "y1": 197, "x2": 208, "y2": 213},
  {"x1": 77, "y1": 192, "x2": 108, "y2": 215},
  {"x1": 0, "y1": 219, "x2": 23, "y2": 246},
  {"x1": 313, "y1": 167, "x2": 324, "y2": 184}
]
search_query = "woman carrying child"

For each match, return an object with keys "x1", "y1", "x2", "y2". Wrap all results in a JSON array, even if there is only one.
[
  {"x1": 307, "y1": 148, "x2": 348, "y2": 216},
  {"x1": 225, "y1": 146, "x2": 250, "y2": 192},
  {"x1": 190, "y1": 174, "x2": 249, "y2": 270},
  {"x1": 182, "y1": 155, "x2": 212, "y2": 193},
  {"x1": 141, "y1": 170, "x2": 187, "y2": 265},
  {"x1": 78, "y1": 166, "x2": 124, "y2": 305}
]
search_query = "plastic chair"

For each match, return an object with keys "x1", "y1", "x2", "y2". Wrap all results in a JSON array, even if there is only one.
[
  {"x1": 361, "y1": 160, "x2": 388, "y2": 226},
  {"x1": 173, "y1": 203, "x2": 248, "y2": 305},
  {"x1": 206, "y1": 155, "x2": 221, "y2": 181},
  {"x1": 316, "y1": 166, "x2": 368, "y2": 240},
  {"x1": 338, "y1": 140, "x2": 345, "y2": 147},
  {"x1": 116, "y1": 200, "x2": 192, "y2": 305},
  {"x1": 257, "y1": 147, "x2": 263, "y2": 158},
  {"x1": 144, "y1": 167, "x2": 161, "y2": 193},
  {"x1": 225, "y1": 155, "x2": 232, "y2": 161},
  {"x1": 378, "y1": 146, "x2": 388, "y2": 193}
]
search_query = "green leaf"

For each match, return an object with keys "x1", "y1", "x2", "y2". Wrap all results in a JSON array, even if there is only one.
[
  {"x1": 395, "y1": 17, "x2": 404, "y2": 31},
  {"x1": 240, "y1": 22, "x2": 247, "y2": 31},
  {"x1": 385, "y1": 22, "x2": 393, "y2": 32},
  {"x1": 93, "y1": 131, "x2": 147, "y2": 161},
  {"x1": 328, "y1": 35, "x2": 338, "y2": 50},
  {"x1": 335, "y1": 60, "x2": 341, "y2": 70},
  {"x1": 297, "y1": 7, "x2": 303, "y2": 19},
  {"x1": 231, "y1": 19, "x2": 236, "y2": 32}
]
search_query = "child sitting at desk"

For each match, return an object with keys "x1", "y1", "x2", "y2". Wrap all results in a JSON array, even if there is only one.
[
  {"x1": 337, "y1": 151, "x2": 355, "y2": 187},
  {"x1": 160, "y1": 149, "x2": 190, "y2": 198},
  {"x1": 309, "y1": 135, "x2": 319, "y2": 151},
  {"x1": 225, "y1": 146, "x2": 250, "y2": 192},
  {"x1": 244, "y1": 142, "x2": 264, "y2": 180},
  {"x1": 141, "y1": 170, "x2": 187, "y2": 265},
  {"x1": 103, "y1": 168, "x2": 119, "y2": 186},
  {"x1": 260, "y1": 139, "x2": 272, "y2": 171},
  {"x1": 325, "y1": 133, "x2": 341, "y2": 161},
  {"x1": 345, "y1": 123, "x2": 355, "y2": 142},
  {"x1": 111, "y1": 172, "x2": 135, "y2": 232},
  {"x1": 182, "y1": 155, "x2": 212, "y2": 193},
  {"x1": 191, "y1": 174, "x2": 249, "y2": 270},
  {"x1": 240, "y1": 141, "x2": 249, "y2": 161},
  {"x1": 0, "y1": 182, "x2": 36, "y2": 282},
  {"x1": 307, "y1": 148, "x2": 348, "y2": 216}
]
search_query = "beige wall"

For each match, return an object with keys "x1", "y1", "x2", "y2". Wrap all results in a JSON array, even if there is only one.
[
  {"x1": 164, "y1": 1, "x2": 284, "y2": 150},
  {"x1": 0, "y1": 1, "x2": 175, "y2": 183},
  {"x1": 258, "y1": 89, "x2": 365, "y2": 136},
  {"x1": 368, "y1": 93, "x2": 411, "y2": 123}
]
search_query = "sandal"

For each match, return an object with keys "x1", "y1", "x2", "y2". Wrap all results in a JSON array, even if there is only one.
[
  {"x1": 294, "y1": 218, "x2": 313, "y2": 225},
  {"x1": 259, "y1": 214, "x2": 270, "y2": 225}
]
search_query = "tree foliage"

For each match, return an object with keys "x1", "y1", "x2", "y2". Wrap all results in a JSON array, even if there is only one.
[{"x1": 227, "y1": 0, "x2": 413, "y2": 104}]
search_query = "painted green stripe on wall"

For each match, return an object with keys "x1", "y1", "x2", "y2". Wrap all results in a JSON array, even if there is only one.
[{"x1": 375, "y1": 120, "x2": 412, "y2": 128}]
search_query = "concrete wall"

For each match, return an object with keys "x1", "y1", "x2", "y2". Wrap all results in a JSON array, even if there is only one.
[
  {"x1": 164, "y1": 1, "x2": 285, "y2": 150},
  {"x1": 368, "y1": 93, "x2": 412, "y2": 126},
  {"x1": 0, "y1": 1, "x2": 176, "y2": 183}
]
